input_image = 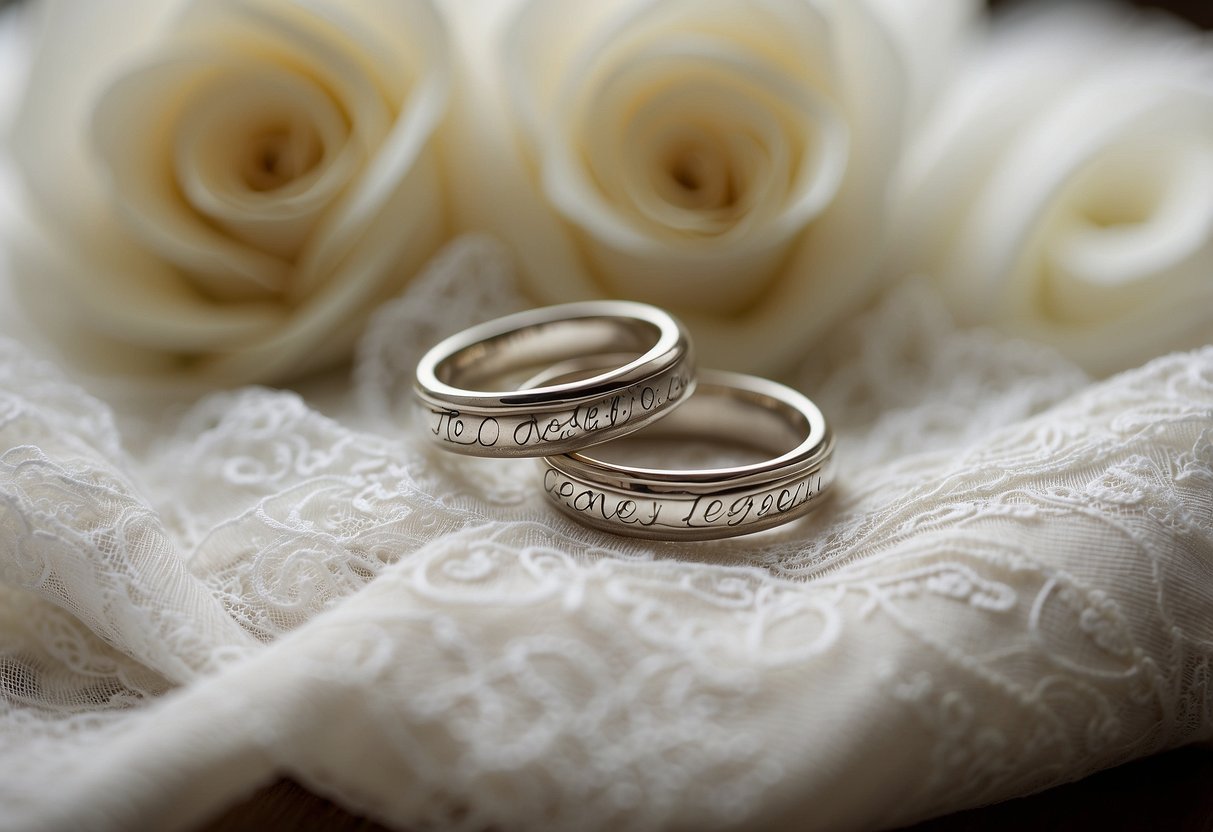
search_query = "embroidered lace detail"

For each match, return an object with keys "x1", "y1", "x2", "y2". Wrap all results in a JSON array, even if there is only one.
[{"x1": 0, "y1": 237, "x2": 1210, "y2": 831}]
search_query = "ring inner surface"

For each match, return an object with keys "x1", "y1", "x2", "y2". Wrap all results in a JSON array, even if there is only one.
[
  {"x1": 581, "y1": 383, "x2": 808, "y2": 471},
  {"x1": 435, "y1": 316, "x2": 660, "y2": 392}
]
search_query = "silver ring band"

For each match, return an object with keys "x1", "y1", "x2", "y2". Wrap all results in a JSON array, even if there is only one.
[
  {"x1": 540, "y1": 371, "x2": 834, "y2": 540},
  {"x1": 414, "y1": 301, "x2": 695, "y2": 458}
]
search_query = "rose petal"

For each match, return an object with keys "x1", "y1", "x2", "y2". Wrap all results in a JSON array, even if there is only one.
[
  {"x1": 505, "y1": 0, "x2": 837, "y2": 149},
  {"x1": 677, "y1": 0, "x2": 907, "y2": 371},
  {"x1": 173, "y1": 0, "x2": 453, "y2": 376},
  {"x1": 92, "y1": 53, "x2": 295, "y2": 300},
  {"x1": 897, "y1": 4, "x2": 1213, "y2": 375},
  {"x1": 571, "y1": 39, "x2": 847, "y2": 243},
  {"x1": 174, "y1": 64, "x2": 361, "y2": 260},
  {"x1": 949, "y1": 80, "x2": 1213, "y2": 320},
  {"x1": 175, "y1": 0, "x2": 395, "y2": 144},
  {"x1": 459, "y1": 0, "x2": 906, "y2": 371},
  {"x1": 590, "y1": 53, "x2": 790, "y2": 230},
  {"x1": 571, "y1": 0, "x2": 895, "y2": 365},
  {"x1": 446, "y1": 0, "x2": 603, "y2": 304},
  {"x1": 287, "y1": 0, "x2": 452, "y2": 301},
  {"x1": 893, "y1": 9, "x2": 1143, "y2": 315},
  {"x1": 542, "y1": 33, "x2": 848, "y2": 314},
  {"x1": 12, "y1": 213, "x2": 283, "y2": 352},
  {"x1": 622, "y1": 114, "x2": 777, "y2": 236},
  {"x1": 11, "y1": 0, "x2": 183, "y2": 246},
  {"x1": 1046, "y1": 135, "x2": 1213, "y2": 324},
  {"x1": 202, "y1": 146, "x2": 447, "y2": 382},
  {"x1": 93, "y1": 0, "x2": 449, "y2": 304},
  {"x1": 863, "y1": 0, "x2": 982, "y2": 124},
  {"x1": 503, "y1": 0, "x2": 653, "y2": 147},
  {"x1": 12, "y1": 0, "x2": 452, "y2": 385}
]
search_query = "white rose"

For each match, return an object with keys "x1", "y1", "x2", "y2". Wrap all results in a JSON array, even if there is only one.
[
  {"x1": 896, "y1": 6, "x2": 1213, "y2": 377},
  {"x1": 11, "y1": 0, "x2": 451, "y2": 384},
  {"x1": 448, "y1": 0, "x2": 975, "y2": 373}
]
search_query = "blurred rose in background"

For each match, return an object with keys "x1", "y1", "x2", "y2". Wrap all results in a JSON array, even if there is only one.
[
  {"x1": 11, "y1": 0, "x2": 451, "y2": 384},
  {"x1": 447, "y1": 0, "x2": 978, "y2": 373},
  {"x1": 1, "y1": 0, "x2": 1210, "y2": 385},
  {"x1": 897, "y1": 4, "x2": 1213, "y2": 376}
]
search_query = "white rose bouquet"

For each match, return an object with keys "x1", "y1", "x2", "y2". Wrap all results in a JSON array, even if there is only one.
[{"x1": 11, "y1": 0, "x2": 451, "y2": 383}]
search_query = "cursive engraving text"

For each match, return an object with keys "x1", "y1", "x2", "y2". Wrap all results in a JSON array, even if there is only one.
[
  {"x1": 543, "y1": 468, "x2": 663, "y2": 526},
  {"x1": 427, "y1": 367, "x2": 692, "y2": 452},
  {"x1": 544, "y1": 468, "x2": 827, "y2": 534},
  {"x1": 431, "y1": 409, "x2": 501, "y2": 448},
  {"x1": 679, "y1": 475, "x2": 820, "y2": 528}
]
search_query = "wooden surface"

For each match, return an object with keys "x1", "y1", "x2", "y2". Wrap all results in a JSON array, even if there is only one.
[{"x1": 202, "y1": 745, "x2": 1213, "y2": 831}]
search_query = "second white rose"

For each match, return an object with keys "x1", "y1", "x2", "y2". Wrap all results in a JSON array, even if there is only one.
[
  {"x1": 449, "y1": 0, "x2": 970, "y2": 373},
  {"x1": 896, "y1": 6, "x2": 1213, "y2": 376}
]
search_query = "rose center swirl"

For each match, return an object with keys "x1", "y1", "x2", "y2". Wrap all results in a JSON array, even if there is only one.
[{"x1": 243, "y1": 122, "x2": 325, "y2": 193}]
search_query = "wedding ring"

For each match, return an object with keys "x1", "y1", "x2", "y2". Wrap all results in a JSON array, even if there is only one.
[
  {"x1": 414, "y1": 301, "x2": 695, "y2": 457},
  {"x1": 540, "y1": 371, "x2": 834, "y2": 540}
]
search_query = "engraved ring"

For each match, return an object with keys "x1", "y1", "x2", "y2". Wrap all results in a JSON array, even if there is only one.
[
  {"x1": 541, "y1": 371, "x2": 834, "y2": 540},
  {"x1": 414, "y1": 301, "x2": 695, "y2": 458}
]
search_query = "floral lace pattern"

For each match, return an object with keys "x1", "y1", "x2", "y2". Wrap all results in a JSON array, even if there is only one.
[{"x1": 0, "y1": 236, "x2": 1210, "y2": 831}]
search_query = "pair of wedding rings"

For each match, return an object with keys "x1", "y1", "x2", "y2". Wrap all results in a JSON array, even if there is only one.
[{"x1": 414, "y1": 301, "x2": 834, "y2": 540}]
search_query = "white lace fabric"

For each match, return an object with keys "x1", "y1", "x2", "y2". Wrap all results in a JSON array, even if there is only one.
[{"x1": 0, "y1": 235, "x2": 1210, "y2": 831}]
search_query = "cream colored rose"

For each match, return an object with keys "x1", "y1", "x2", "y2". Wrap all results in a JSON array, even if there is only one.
[
  {"x1": 448, "y1": 0, "x2": 973, "y2": 372},
  {"x1": 897, "y1": 6, "x2": 1213, "y2": 377},
  {"x1": 11, "y1": 0, "x2": 450, "y2": 383}
]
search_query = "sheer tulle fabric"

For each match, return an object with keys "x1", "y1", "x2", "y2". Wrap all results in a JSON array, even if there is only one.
[{"x1": 1, "y1": 236, "x2": 1209, "y2": 831}]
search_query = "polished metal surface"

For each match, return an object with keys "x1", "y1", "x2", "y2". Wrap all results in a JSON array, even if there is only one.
[
  {"x1": 540, "y1": 371, "x2": 834, "y2": 540},
  {"x1": 415, "y1": 301, "x2": 695, "y2": 457}
]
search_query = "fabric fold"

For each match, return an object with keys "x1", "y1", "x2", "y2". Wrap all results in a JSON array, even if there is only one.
[{"x1": 0, "y1": 251, "x2": 1208, "y2": 830}]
